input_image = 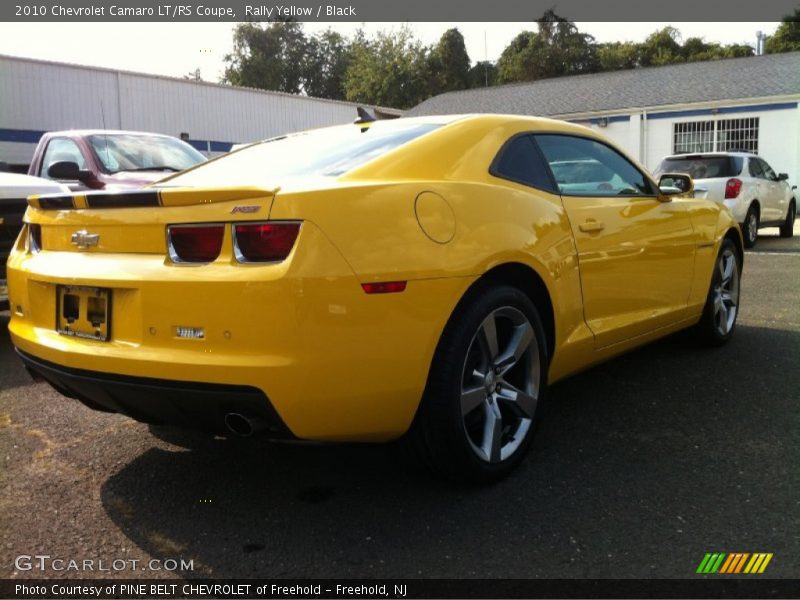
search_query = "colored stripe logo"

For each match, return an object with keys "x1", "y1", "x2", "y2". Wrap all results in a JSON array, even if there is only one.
[{"x1": 697, "y1": 553, "x2": 773, "y2": 574}]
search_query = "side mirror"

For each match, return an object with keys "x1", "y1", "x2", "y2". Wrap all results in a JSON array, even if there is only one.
[
  {"x1": 777, "y1": 173, "x2": 789, "y2": 181},
  {"x1": 47, "y1": 161, "x2": 93, "y2": 183},
  {"x1": 658, "y1": 173, "x2": 694, "y2": 198}
]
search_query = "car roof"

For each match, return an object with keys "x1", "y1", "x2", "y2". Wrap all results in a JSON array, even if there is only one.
[
  {"x1": 664, "y1": 152, "x2": 756, "y2": 159},
  {"x1": 43, "y1": 129, "x2": 177, "y2": 138}
]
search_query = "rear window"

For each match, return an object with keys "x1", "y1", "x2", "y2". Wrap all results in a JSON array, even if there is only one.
[
  {"x1": 655, "y1": 156, "x2": 743, "y2": 179},
  {"x1": 161, "y1": 121, "x2": 442, "y2": 188}
]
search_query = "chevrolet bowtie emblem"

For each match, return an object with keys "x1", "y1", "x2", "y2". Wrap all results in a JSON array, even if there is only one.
[{"x1": 71, "y1": 230, "x2": 100, "y2": 249}]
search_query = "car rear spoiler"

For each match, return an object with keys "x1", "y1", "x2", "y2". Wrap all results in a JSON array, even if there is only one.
[{"x1": 27, "y1": 186, "x2": 279, "y2": 210}]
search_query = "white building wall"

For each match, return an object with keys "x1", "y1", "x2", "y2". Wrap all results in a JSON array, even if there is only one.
[{"x1": 0, "y1": 55, "x2": 394, "y2": 168}]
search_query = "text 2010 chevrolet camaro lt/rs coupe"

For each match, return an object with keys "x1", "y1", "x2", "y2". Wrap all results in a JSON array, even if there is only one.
[{"x1": 8, "y1": 115, "x2": 743, "y2": 483}]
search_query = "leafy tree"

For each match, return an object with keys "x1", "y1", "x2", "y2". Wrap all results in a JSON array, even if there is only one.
[
  {"x1": 597, "y1": 42, "x2": 640, "y2": 71},
  {"x1": 766, "y1": 9, "x2": 800, "y2": 53},
  {"x1": 639, "y1": 27, "x2": 683, "y2": 66},
  {"x1": 681, "y1": 38, "x2": 754, "y2": 62},
  {"x1": 428, "y1": 28, "x2": 471, "y2": 94},
  {"x1": 344, "y1": 28, "x2": 432, "y2": 109},
  {"x1": 496, "y1": 10, "x2": 598, "y2": 83},
  {"x1": 223, "y1": 20, "x2": 309, "y2": 94},
  {"x1": 303, "y1": 29, "x2": 353, "y2": 100},
  {"x1": 468, "y1": 61, "x2": 499, "y2": 88}
]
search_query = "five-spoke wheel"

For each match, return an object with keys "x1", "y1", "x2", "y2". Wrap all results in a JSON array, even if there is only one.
[
  {"x1": 410, "y1": 285, "x2": 547, "y2": 483},
  {"x1": 694, "y1": 238, "x2": 741, "y2": 345},
  {"x1": 460, "y1": 307, "x2": 539, "y2": 463}
]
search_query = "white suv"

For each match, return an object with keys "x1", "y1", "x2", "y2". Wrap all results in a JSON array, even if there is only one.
[{"x1": 655, "y1": 152, "x2": 797, "y2": 248}]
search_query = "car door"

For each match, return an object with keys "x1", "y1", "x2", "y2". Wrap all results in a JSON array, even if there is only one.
[
  {"x1": 757, "y1": 158, "x2": 786, "y2": 222},
  {"x1": 39, "y1": 137, "x2": 90, "y2": 191},
  {"x1": 534, "y1": 133, "x2": 696, "y2": 349}
]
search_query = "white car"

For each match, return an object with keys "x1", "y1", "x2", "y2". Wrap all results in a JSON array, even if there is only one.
[
  {"x1": 0, "y1": 172, "x2": 69, "y2": 307},
  {"x1": 655, "y1": 152, "x2": 797, "y2": 248}
]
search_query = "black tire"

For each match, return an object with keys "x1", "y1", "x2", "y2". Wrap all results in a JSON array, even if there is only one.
[
  {"x1": 692, "y1": 238, "x2": 741, "y2": 346},
  {"x1": 409, "y1": 285, "x2": 549, "y2": 484},
  {"x1": 779, "y1": 200, "x2": 796, "y2": 238},
  {"x1": 742, "y1": 205, "x2": 759, "y2": 248}
]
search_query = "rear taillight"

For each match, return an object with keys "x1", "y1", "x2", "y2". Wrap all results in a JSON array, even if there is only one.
[
  {"x1": 233, "y1": 222, "x2": 300, "y2": 263},
  {"x1": 167, "y1": 224, "x2": 224, "y2": 263},
  {"x1": 725, "y1": 178, "x2": 743, "y2": 199},
  {"x1": 28, "y1": 224, "x2": 42, "y2": 252}
]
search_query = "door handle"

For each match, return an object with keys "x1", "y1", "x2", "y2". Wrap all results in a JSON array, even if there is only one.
[{"x1": 579, "y1": 220, "x2": 605, "y2": 232}]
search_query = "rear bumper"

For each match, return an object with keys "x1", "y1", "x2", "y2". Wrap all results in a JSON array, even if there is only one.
[
  {"x1": 7, "y1": 223, "x2": 472, "y2": 440},
  {"x1": 17, "y1": 348, "x2": 293, "y2": 437}
]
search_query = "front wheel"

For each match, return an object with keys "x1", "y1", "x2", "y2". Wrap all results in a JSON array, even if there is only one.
[
  {"x1": 779, "y1": 201, "x2": 796, "y2": 238},
  {"x1": 692, "y1": 239, "x2": 741, "y2": 346},
  {"x1": 410, "y1": 285, "x2": 548, "y2": 484}
]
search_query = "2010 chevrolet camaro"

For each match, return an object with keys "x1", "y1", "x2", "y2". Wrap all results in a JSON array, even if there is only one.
[{"x1": 8, "y1": 115, "x2": 743, "y2": 482}]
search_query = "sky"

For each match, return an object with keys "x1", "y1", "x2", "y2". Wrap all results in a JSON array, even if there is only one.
[{"x1": 0, "y1": 22, "x2": 781, "y2": 84}]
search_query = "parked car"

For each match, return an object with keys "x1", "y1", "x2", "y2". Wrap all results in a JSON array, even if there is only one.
[
  {"x1": 9, "y1": 115, "x2": 743, "y2": 483},
  {"x1": 654, "y1": 152, "x2": 797, "y2": 248},
  {"x1": 28, "y1": 130, "x2": 207, "y2": 192},
  {"x1": 0, "y1": 172, "x2": 69, "y2": 308}
]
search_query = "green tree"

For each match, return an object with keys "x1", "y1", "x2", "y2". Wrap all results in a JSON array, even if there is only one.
[
  {"x1": 468, "y1": 61, "x2": 499, "y2": 88},
  {"x1": 344, "y1": 28, "x2": 432, "y2": 109},
  {"x1": 222, "y1": 20, "x2": 309, "y2": 94},
  {"x1": 303, "y1": 29, "x2": 353, "y2": 100},
  {"x1": 639, "y1": 27, "x2": 683, "y2": 66},
  {"x1": 597, "y1": 42, "x2": 640, "y2": 71},
  {"x1": 496, "y1": 10, "x2": 598, "y2": 83},
  {"x1": 766, "y1": 9, "x2": 800, "y2": 53},
  {"x1": 428, "y1": 28, "x2": 471, "y2": 94}
]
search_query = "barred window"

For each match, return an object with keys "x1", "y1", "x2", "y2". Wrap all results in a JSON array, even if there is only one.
[
  {"x1": 673, "y1": 121, "x2": 714, "y2": 154},
  {"x1": 717, "y1": 118, "x2": 759, "y2": 153},
  {"x1": 672, "y1": 117, "x2": 759, "y2": 155}
]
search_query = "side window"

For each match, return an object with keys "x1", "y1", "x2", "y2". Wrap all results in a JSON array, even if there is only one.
[
  {"x1": 758, "y1": 159, "x2": 777, "y2": 181},
  {"x1": 535, "y1": 134, "x2": 655, "y2": 197},
  {"x1": 748, "y1": 158, "x2": 765, "y2": 179},
  {"x1": 491, "y1": 135, "x2": 556, "y2": 192},
  {"x1": 40, "y1": 138, "x2": 87, "y2": 178}
]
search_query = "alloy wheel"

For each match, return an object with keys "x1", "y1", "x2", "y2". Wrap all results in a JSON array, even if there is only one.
[
  {"x1": 747, "y1": 212, "x2": 758, "y2": 244},
  {"x1": 460, "y1": 306, "x2": 540, "y2": 463},
  {"x1": 712, "y1": 248, "x2": 740, "y2": 336}
]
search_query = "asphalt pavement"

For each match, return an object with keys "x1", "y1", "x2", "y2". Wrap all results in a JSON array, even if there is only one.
[{"x1": 1, "y1": 224, "x2": 798, "y2": 580}]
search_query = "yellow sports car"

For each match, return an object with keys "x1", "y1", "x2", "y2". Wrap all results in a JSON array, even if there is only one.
[{"x1": 8, "y1": 115, "x2": 743, "y2": 483}]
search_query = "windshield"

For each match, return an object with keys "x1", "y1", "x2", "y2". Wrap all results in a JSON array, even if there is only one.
[
  {"x1": 89, "y1": 134, "x2": 206, "y2": 174},
  {"x1": 160, "y1": 121, "x2": 443, "y2": 188},
  {"x1": 655, "y1": 156, "x2": 743, "y2": 179}
]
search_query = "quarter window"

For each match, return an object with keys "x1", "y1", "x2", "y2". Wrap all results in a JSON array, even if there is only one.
[
  {"x1": 758, "y1": 158, "x2": 777, "y2": 181},
  {"x1": 535, "y1": 134, "x2": 654, "y2": 197},
  {"x1": 40, "y1": 138, "x2": 86, "y2": 178},
  {"x1": 749, "y1": 158, "x2": 765, "y2": 178},
  {"x1": 491, "y1": 135, "x2": 555, "y2": 192}
]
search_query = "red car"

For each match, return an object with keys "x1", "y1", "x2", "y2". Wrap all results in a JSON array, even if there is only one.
[{"x1": 28, "y1": 129, "x2": 207, "y2": 191}]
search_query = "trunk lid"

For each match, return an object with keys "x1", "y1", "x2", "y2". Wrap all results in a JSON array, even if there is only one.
[{"x1": 26, "y1": 186, "x2": 277, "y2": 255}]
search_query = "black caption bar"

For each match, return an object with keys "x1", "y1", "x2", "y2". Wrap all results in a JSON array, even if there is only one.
[
  {"x1": 3, "y1": 579, "x2": 800, "y2": 599},
  {"x1": 2, "y1": 0, "x2": 800, "y2": 21}
]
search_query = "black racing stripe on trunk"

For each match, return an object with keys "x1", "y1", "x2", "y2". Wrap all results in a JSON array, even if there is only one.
[
  {"x1": 38, "y1": 196, "x2": 75, "y2": 210},
  {"x1": 86, "y1": 192, "x2": 160, "y2": 208}
]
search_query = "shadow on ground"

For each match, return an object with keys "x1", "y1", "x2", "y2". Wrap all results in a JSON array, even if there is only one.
[{"x1": 99, "y1": 324, "x2": 799, "y2": 579}]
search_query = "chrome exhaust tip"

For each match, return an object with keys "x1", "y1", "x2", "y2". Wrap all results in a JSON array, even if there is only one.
[{"x1": 224, "y1": 412, "x2": 265, "y2": 437}]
